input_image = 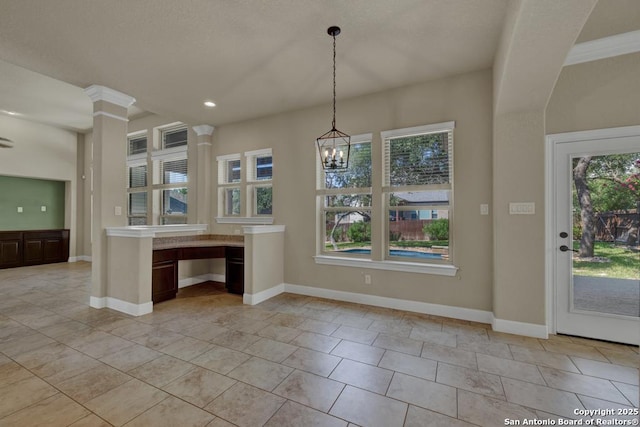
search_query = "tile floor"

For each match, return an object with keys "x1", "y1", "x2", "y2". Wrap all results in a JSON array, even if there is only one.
[{"x1": 0, "y1": 262, "x2": 638, "y2": 426}]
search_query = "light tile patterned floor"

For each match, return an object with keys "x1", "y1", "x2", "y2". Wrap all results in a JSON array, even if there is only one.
[{"x1": 0, "y1": 262, "x2": 638, "y2": 426}]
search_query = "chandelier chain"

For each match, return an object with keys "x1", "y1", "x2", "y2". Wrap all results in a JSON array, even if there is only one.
[{"x1": 332, "y1": 32, "x2": 336, "y2": 130}]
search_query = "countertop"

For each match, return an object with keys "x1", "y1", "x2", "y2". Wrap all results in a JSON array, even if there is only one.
[{"x1": 153, "y1": 234, "x2": 244, "y2": 250}]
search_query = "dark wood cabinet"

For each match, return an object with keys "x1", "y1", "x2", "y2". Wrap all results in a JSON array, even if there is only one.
[
  {"x1": 0, "y1": 232, "x2": 22, "y2": 269},
  {"x1": 0, "y1": 230, "x2": 69, "y2": 269},
  {"x1": 151, "y1": 245, "x2": 244, "y2": 303},
  {"x1": 225, "y1": 247, "x2": 244, "y2": 295}
]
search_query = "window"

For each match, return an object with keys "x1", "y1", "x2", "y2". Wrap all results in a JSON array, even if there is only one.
[
  {"x1": 156, "y1": 125, "x2": 189, "y2": 225},
  {"x1": 247, "y1": 149, "x2": 273, "y2": 216},
  {"x1": 216, "y1": 149, "x2": 274, "y2": 222},
  {"x1": 217, "y1": 154, "x2": 242, "y2": 217},
  {"x1": 317, "y1": 135, "x2": 372, "y2": 255},
  {"x1": 127, "y1": 132, "x2": 148, "y2": 225},
  {"x1": 128, "y1": 134, "x2": 147, "y2": 156},
  {"x1": 162, "y1": 127, "x2": 188, "y2": 149},
  {"x1": 316, "y1": 122, "x2": 455, "y2": 274},
  {"x1": 383, "y1": 123, "x2": 453, "y2": 262}
]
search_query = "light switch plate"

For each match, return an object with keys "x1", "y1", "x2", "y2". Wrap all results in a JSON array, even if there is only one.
[
  {"x1": 17, "y1": 206, "x2": 23, "y2": 213},
  {"x1": 480, "y1": 204, "x2": 489, "y2": 215},
  {"x1": 114, "y1": 206, "x2": 122, "y2": 216},
  {"x1": 41, "y1": 206, "x2": 47, "y2": 212},
  {"x1": 509, "y1": 202, "x2": 535, "y2": 215}
]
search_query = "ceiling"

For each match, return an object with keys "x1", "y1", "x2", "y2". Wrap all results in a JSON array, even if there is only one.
[
  {"x1": 0, "y1": 0, "x2": 509, "y2": 131},
  {"x1": 0, "y1": 0, "x2": 635, "y2": 133}
]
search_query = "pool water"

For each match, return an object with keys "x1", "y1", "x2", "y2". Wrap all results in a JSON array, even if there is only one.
[{"x1": 341, "y1": 248, "x2": 443, "y2": 259}]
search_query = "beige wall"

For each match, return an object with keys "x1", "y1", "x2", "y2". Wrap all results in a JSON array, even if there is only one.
[
  {"x1": 546, "y1": 53, "x2": 640, "y2": 134},
  {"x1": 0, "y1": 115, "x2": 79, "y2": 257},
  {"x1": 212, "y1": 69, "x2": 494, "y2": 311}
]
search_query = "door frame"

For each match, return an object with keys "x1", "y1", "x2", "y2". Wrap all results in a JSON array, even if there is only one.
[{"x1": 545, "y1": 125, "x2": 640, "y2": 338}]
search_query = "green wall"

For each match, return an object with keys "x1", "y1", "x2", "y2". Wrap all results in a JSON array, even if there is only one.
[{"x1": 0, "y1": 175, "x2": 66, "y2": 231}]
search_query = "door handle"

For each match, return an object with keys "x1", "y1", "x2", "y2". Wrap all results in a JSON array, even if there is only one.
[{"x1": 559, "y1": 245, "x2": 578, "y2": 253}]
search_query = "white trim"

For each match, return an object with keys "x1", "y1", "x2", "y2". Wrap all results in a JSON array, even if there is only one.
[
  {"x1": 216, "y1": 217, "x2": 274, "y2": 225},
  {"x1": 68, "y1": 256, "x2": 78, "y2": 262},
  {"x1": 89, "y1": 296, "x2": 152, "y2": 316},
  {"x1": 216, "y1": 153, "x2": 241, "y2": 162},
  {"x1": 197, "y1": 142, "x2": 212, "y2": 147},
  {"x1": 242, "y1": 225, "x2": 285, "y2": 234},
  {"x1": 106, "y1": 224, "x2": 207, "y2": 238},
  {"x1": 314, "y1": 255, "x2": 458, "y2": 277},
  {"x1": 564, "y1": 30, "x2": 640, "y2": 66},
  {"x1": 380, "y1": 121, "x2": 455, "y2": 140},
  {"x1": 89, "y1": 296, "x2": 106, "y2": 309},
  {"x1": 243, "y1": 284, "x2": 285, "y2": 305},
  {"x1": 244, "y1": 148, "x2": 272, "y2": 158},
  {"x1": 126, "y1": 153, "x2": 147, "y2": 166},
  {"x1": 151, "y1": 146, "x2": 188, "y2": 162},
  {"x1": 69, "y1": 256, "x2": 92, "y2": 263},
  {"x1": 492, "y1": 317, "x2": 548, "y2": 339},
  {"x1": 178, "y1": 273, "x2": 225, "y2": 288},
  {"x1": 84, "y1": 85, "x2": 136, "y2": 107},
  {"x1": 92, "y1": 111, "x2": 129, "y2": 122},
  {"x1": 192, "y1": 125, "x2": 215, "y2": 136},
  {"x1": 284, "y1": 283, "x2": 491, "y2": 324},
  {"x1": 545, "y1": 125, "x2": 640, "y2": 337}
]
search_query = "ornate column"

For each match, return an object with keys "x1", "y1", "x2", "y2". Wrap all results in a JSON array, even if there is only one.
[
  {"x1": 84, "y1": 85, "x2": 136, "y2": 308},
  {"x1": 192, "y1": 125, "x2": 215, "y2": 225}
]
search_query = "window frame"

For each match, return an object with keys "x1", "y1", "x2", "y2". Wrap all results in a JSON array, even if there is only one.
[
  {"x1": 152, "y1": 124, "x2": 189, "y2": 225},
  {"x1": 246, "y1": 148, "x2": 273, "y2": 217},
  {"x1": 314, "y1": 123, "x2": 458, "y2": 276},
  {"x1": 316, "y1": 134, "x2": 372, "y2": 257},
  {"x1": 382, "y1": 122, "x2": 454, "y2": 265}
]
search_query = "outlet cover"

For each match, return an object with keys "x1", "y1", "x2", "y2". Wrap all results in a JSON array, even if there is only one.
[
  {"x1": 17, "y1": 206, "x2": 23, "y2": 213},
  {"x1": 41, "y1": 206, "x2": 47, "y2": 212},
  {"x1": 480, "y1": 204, "x2": 489, "y2": 215},
  {"x1": 509, "y1": 202, "x2": 535, "y2": 215}
]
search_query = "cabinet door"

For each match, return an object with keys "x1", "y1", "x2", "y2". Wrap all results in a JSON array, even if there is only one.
[
  {"x1": 24, "y1": 239, "x2": 44, "y2": 265},
  {"x1": 0, "y1": 240, "x2": 21, "y2": 268},
  {"x1": 226, "y1": 259, "x2": 244, "y2": 295},
  {"x1": 152, "y1": 261, "x2": 178, "y2": 303},
  {"x1": 43, "y1": 239, "x2": 63, "y2": 263}
]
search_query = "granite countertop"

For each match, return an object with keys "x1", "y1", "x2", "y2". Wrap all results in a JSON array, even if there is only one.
[{"x1": 153, "y1": 234, "x2": 244, "y2": 250}]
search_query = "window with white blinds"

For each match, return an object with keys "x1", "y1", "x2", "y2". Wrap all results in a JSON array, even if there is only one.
[
  {"x1": 129, "y1": 165, "x2": 147, "y2": 188},
  {"x1": 162, "y1": 127, "x2": 188, "y2": 149},
  {"x1": 382, "y1": 122, "x2": 454, "y2": 263},
  {"x1": 128, "y1": 192, "x2": 147, "y2": 225},
  {"x1": 246, "y1": 149, "x2": 273, "y2": 216},
  {"x1": 162, "y1": 158, "x2": 188, "y2": 184},
  {"x1": 128, "y1": 134, "x2": 147, "y2": 156}
]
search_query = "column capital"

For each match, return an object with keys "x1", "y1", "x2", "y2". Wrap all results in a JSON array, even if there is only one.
[
  {"x1": 84, "y1": 85, "x2": 136, "y2": 108},
  {"x1": 192, "y1": 125, "x2": 215, "y2": 136}
]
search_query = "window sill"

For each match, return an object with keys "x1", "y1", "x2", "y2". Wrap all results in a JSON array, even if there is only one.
[
  {"x1": 215, "y1": 216, "x2": 274, "y2": 225},
  {"x1": 313, "y1": 255, "x2": 458, "y2": 276}
]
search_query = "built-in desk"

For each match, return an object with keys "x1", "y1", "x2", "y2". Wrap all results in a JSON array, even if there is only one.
[
  {"x1": 152, "y1": 237, "x2": 244, "y2": 303},
  {"x1": 103, "y1": 225, "x2": 284, "y2": 317}
]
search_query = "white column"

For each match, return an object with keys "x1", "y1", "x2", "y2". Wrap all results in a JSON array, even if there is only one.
[
  {"x1": 192, "y1": 125, "x2": 215, "y2": 225},
  {"x1": 84, "y1": 85, "x2": 136, "y2": 308}
]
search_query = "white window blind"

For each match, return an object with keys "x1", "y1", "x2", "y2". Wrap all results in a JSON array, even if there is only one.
[
  {"x1": 128, "y1": 165, "x2": 147, "y2": 188},
  {"x1": 162, "y1": 158, "x2": 188, "y2": 184},
  {"x1": 384, "y1": 130, "x2": 452, "y2": 187},
  {"x1": 128, "y1": 192, "x2": 147, "y2": 219},
  {"x1": 162, "y1": 127, "x2": 188, "y2": 149},
  {"x1": 128, "y1": 135, "x2": 147, "y2": 156}
]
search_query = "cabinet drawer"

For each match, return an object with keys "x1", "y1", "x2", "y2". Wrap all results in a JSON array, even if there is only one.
[
  {"x1": 153, "y1": 249, "x2": 178, "y2": 263},
  {"x1": 225, "y1": 246, "x2": 244, "y2": 260},
  {"x1": 180, "y1": 246, "x2": 225, "y2": 260}
]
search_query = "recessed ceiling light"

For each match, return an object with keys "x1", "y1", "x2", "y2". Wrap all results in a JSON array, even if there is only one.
[{"x1": 204, "y1": 101, "x2": 216, "y2": 108}]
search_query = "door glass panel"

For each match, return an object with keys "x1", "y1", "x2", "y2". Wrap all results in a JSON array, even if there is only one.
[{"x1": 571, "y1": 152, "x2": 640, "y2": 317}]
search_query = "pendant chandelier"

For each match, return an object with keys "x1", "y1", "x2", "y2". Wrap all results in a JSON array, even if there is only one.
[{"x1": 317, "y1": 26, "x2": 351, "y2": 170}]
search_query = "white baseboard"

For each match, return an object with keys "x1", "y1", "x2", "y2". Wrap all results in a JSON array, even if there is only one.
[
  {"x1": 89, "y1": 296, "x2": 152, "y2": 317},
  {"x1": 492, "y1": 317, "x2": 548, "y2": 339},
  {"x1": 244, "y1": 284, "x2": 285, "y2": 305},
  {"x1": 178, "y1": 274, "x2": 225, "y2": 288},
  {"x1": 282, "y1": 283, "x2": 493, "y2": 325},
  {"x1": 69, "y1": 255, "x2": 92, "y2": 262}
]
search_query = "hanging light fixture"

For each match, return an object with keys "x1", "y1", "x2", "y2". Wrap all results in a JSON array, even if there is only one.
[{"x1": 317, "y1": 26, "x2": 350, "y2": 170}]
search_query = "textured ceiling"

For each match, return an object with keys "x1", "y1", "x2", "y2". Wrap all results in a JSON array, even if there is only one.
[{"x1": 0, "y1": 0, "x2": 508, "y2": 130}]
